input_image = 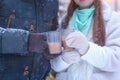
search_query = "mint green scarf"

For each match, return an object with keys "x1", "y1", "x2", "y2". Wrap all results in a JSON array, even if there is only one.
[{"x1": 71, "y1": 6, "x2": 95, "y2": 36}]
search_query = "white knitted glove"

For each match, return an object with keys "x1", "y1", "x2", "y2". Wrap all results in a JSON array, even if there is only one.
[
  {"x1": 62, "y1": 50, "x2": 81, "y2": 64},
  {"x1": 65, "y1": 31, "x2": 89, "y2": 55}
]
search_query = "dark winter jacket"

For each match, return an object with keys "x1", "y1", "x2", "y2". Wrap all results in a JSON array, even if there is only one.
[{"x1": 0, "y1": 0, "x2": 58, "y2": 80}]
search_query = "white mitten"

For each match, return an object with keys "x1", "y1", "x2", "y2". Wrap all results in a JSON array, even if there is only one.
[
  {"x1": 65, "y1": 31, "x2": 89, "y2": 55},
  {"x1": 62, "y1": 50, "x2": 81, "y2": 64}
]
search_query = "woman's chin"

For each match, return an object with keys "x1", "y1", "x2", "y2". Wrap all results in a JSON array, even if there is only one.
[
  {"x1": 78, "y1": 4, "x2": 93, "y2": 9},
  {"x1": 79, "y1": 5, "x2": 89, "y2": 9}
]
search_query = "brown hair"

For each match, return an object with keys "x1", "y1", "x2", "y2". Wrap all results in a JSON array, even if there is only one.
[{"x1": 62, "y1": 0, "x2": 106, "y2": 46}]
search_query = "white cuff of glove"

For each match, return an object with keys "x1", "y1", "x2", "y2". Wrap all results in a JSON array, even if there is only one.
[
  {"x1": 50, "y1": 56, "x2": 70, "y2": 72},
  {"x1": 62, "y1": 50, "x2": 81, "y2": 64}
]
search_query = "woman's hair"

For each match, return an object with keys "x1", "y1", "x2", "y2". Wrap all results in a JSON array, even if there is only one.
[{"x1": 62, "y1": 0, "x2": 106, "y2": 46}]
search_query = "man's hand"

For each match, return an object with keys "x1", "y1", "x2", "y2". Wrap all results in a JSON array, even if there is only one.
[
  {"x1": 28, "y1": 33, "x2": 47, "y2": 53},
  {"x1": 28, "y1": 33, "x2": 60, "y2": 60}
]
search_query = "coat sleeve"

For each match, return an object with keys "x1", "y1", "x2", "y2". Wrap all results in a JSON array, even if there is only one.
[
  {"x1": 81, "y1": 18, "x2": 120, "y2": 72},
  {"x1": 0, "y1": 27, "x2": 29, "y2": 54}
]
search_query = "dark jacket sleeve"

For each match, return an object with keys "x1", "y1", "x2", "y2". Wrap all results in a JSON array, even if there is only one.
[{"x1": 0, "y1": 27, "x2": 29, "y2": 54}]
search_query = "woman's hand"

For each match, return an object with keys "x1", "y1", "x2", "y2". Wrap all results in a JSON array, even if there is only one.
[{"x1": 65, "y1": 31, "x2": 89, "y2": 55}]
